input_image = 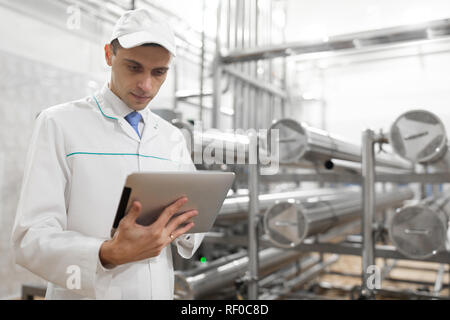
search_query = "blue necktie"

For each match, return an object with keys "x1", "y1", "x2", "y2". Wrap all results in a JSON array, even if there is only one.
[{"x1": 124, "y1": 111, "x2": 142, "y2": 138}]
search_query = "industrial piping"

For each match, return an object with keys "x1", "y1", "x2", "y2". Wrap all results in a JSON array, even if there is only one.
[
  {"x1": 267, "y1": 118, "x2": 413, "y2": 170},
  {"x1": 259, "y1": 254, "x2": 340, "y2": 300},
  {"x1": 264, "y1": 187, "x2": 414, "y2": 248},
  {"x1": 174, "y1": 247, "x2": 312, "y2": 300},
  {"x1": 173, "y1": 119, "x2": 401, "y2": 173},
  {"x1": 172, "y1": 119, "x2": 257, "y2": 164},
  {"x1": 390, "y1": 109, "x2": 450, "y2": 170},
  {"x1": 389, "y1": 194, "x2": 450, "y2": 259},
  {"x1": 217, "y1": 187, "x2": 361, "y2": 222}
]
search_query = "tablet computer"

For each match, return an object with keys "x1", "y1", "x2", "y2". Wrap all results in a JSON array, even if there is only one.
[{"x1": 111, "y1": 171, "x2": 235, "y2": 236}]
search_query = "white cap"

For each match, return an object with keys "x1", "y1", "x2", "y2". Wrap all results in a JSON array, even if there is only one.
[{"x1": 110, "y1": 8, "x2": 176, "y2": 56}]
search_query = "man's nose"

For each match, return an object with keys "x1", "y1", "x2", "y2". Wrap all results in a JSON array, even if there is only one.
[{"x1": 137, "y1": 75, "x2": 152, "y2": 92}]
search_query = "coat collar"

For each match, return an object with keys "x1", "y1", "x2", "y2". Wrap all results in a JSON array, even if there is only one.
[
  {"x1": 93, "y1": 82, "x2": 159, "y2": 142},
  {"x1": 100, "y1": 83, "x2": 149, "y2": 123}
]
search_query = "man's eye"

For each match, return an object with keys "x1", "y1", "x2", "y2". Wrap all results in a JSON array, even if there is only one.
[
  {"x1": 153, "y1": 70, "x2": 166, "y2": 76},
  {"x1": 128, "y1": 65, "x2": 140, "y2": 72}
]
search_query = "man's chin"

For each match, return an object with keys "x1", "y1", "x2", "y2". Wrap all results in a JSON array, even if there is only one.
[
  {"x1": 127, "y1": 97, "x2": 152, "y2": 110},
  {"x1": 130, "y1": 103, "x2": 149, "y2": 111}
]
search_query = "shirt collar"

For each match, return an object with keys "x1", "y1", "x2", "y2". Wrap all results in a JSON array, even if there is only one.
[{"x1": 100, "y1": 82, "x2": 149, "y2": 124}]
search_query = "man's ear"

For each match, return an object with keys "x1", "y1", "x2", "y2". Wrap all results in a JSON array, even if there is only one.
[{"x1": 105, "y1": 44, "x2": 113, "y2": 67}]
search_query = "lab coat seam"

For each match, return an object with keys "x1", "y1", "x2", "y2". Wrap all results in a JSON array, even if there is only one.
[
  {"x1": 34, "y1": 112, "x2": 72, "y2": 217},
  {"x1": 47, "y1": 114, "x2": 73, "y2": 210},
  {"x1": 93, "y1": 95, "x2": 118, "y2": 121},
  {"x1": 65, "y1": 152, "x2": 175, "y2": 162}
]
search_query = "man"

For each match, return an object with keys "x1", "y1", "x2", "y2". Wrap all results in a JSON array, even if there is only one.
[{"x1": 11, "y1": 8, "x2": 204, "y2": 300}]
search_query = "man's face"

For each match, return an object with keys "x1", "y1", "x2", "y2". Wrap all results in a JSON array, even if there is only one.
[{"x1": 105, "y1": 43, "x2": 171, "y2": 110}]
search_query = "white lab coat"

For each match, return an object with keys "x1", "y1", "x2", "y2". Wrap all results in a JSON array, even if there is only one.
[{"x1": 11, "y1": 83, "x2": 204, "y2": 299}]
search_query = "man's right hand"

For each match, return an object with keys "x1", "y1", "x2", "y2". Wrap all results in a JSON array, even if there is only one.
[{"x1": 99, "y1": 197, "x2": 197, "y2": 268}]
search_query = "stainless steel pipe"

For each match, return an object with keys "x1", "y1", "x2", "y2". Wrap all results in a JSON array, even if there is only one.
[
  {"x1": 264, "y1": 187, "x2": 414, "y2": 248},
  {"x1": 257, "y1": 255, "x2": 322, "y2": 288},
  {"x1": 259, "y1": 254, "x2": 340, "y2": 300},
  {"x1": 172, "y1": 120, "x2": 255, "y2": 164},
  {"x1": 389, "y1": 194, "x2": 450, "y2": 259},
  {"x1": 217, "y1": 187, "x2": 361, "y2": 221},
  {"x1": 174, "y1": 247, "x2": 306, "y2": 300},
  {"x1": 173, "y1": 119, "x2": 382, "y2": 172},
  {"x1": 179, "y1": 251, "x2": 248, "y2": 278},
  {"x1": 268, "y1": 118, "x2": 413, "y2": 170}
]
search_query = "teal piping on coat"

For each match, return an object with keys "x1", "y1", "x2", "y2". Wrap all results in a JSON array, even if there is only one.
[
  {"x1": 93, "y1": 96, "x2": 118, "y2": 120},
  {"x1": 66, "y1": 152, "x2": 171, "y2": 162}
]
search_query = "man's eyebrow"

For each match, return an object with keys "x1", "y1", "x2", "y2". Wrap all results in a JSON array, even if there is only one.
[
  {"x1": 123, "y1": 59, "x2": 143, "y2": 66},
  {"x1": 123, "y1": 59, "x2": 169, "y2": 71}
]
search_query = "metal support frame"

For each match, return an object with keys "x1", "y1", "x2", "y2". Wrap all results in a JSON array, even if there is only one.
[
  {"x1": 222, "y1": 66, "x2": 287, "y2": 99},
  {"x1": 251, "y1": 172, "x2": 450, "y2": 185},
  {"x1": 212, "y1": 0, "x2": 223, "y2": 129},
  {"x1": 313, "y1": 282, "x2": 450, "y2": 300},
  {"x1": 433, "y1": 264, "x2": 447, "y2": 294},
  {"x1": 220, "y1": 18, "x2": 450, "y2": 64},
  {"x1": 247, "y1": 134, "x2": 260, "y2": 299},
  {"x1": 199, "y1": 0, "x2": 206, "y2": 121},
  {"x1": 203, "y1": 234, "x2": 450, "y2": 263},
  {"x1": 209, "y1": 0, "x2": 288, "y2": 131},
  {"x1": 361, "y1": 129, "x2": 377, "y2": 298},
  {"x1": 294, "y1": 241, "x2": 450, "y2": 264}
]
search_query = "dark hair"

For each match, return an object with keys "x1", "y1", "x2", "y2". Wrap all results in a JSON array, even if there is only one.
[{"x1": 110, "y1": 39, "x2": 163, "y2": 55}]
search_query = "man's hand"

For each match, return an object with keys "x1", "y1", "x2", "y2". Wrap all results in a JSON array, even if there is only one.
[{"x1": 99, "y1": 197, "x2": 197, "y2": 267}]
